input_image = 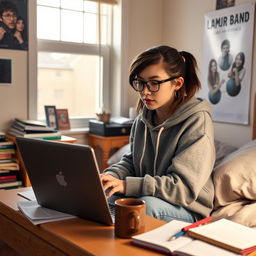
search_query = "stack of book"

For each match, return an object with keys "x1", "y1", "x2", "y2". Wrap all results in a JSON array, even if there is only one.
[
  {"x1": 0, "y1": 134, "x2": 22, "y2": 189},
  {"x1": 7, "y1": 118, "x2": 62, "y2": 140}
]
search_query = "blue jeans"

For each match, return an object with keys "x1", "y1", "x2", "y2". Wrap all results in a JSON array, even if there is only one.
[{"x1": 108, "y1": 195, "x2": 196, "y2": 223}]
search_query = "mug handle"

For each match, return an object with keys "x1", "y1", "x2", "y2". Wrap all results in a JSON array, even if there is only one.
[{"x1": 129, "y1": 212, "x2": 140, "y2": 232}]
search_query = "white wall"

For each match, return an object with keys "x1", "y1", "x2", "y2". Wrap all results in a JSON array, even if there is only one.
[
  {"x1": 110, "y1": 0, "x2": 163, "y2": 117},
  {"x1": 0, "y1": 50, "x2": 27, "y2": 131}
]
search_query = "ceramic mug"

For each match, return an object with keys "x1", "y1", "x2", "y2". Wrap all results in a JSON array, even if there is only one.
[{"x1": 114, "y1": 198, "x2": 146, "y2": 238}]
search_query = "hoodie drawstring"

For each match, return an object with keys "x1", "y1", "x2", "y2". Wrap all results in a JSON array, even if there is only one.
[
  {"x1": 139, "y1": 125, "x2": 147, "y2": 176},
  {"x1": 139, "y1": 124, "x2": 164, "y2": 177},
  {"x1": 153, "y1": 127, "x2": 164, "y2": 175}
]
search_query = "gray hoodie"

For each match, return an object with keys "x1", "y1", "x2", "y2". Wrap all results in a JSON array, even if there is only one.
[{"x1": 105, "y1": 97, "x2": 215, "y2": 218}]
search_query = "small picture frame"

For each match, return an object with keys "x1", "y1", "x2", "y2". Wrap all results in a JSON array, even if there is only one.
[
  {"x1": 0, "y1": 59, "x2": 12, "y2": 84},
  {"x1": 44, "y1": 105, "x2": 59, "y2": 130},
  {"x1": 56, "y1": 109, "x2": 71, "y2": 130}
]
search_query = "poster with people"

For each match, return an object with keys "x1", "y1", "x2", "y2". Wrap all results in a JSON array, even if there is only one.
[
  {"x1": 200, "y1": 3, "x2": 254, "y2": 124},
  {"x1": 0, "y1": 0, "x2": 28, "y2": 50}
]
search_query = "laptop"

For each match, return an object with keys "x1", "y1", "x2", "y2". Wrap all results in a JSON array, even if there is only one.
[{"x1": 16, "y1": 137, "x2": 114, "y2": 225}]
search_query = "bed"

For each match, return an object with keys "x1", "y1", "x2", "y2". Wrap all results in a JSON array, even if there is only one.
[{"x1": 211, "y1": 93, "x2": 256, "y2": 227}]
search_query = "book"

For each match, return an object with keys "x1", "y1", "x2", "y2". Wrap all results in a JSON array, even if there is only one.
[
  {"x1": 0, "y1": 154, "x2": 13, "y2": 159},
  {"x1": 0, "y1": 148, "x2": 15, "y2": 154},
  {"x1": 0, "y1": 175, "x2": 17, "y2": 183},
  {"x1": 23, "y1": 132, "x2": 62, "y2": 138},
  {"x1": 0, "y1": 161, "x2": 19, "y2": 170},
  {"x1": 0, "y1": 170, "x2": 20, "y2": 176},
  {"x1": 0, "y1": 142, "x2": 15, "y2": 148},
  {"x1": 0, "y1": 159, "x2": 13, "y2": 163},
  {"x1": 131, "y1": 220, "x2": 239, "y2": 256},
  {"x1": 0, "y1": 132, "x2": 5, "y2": 142},
  {"x1": 0, "y1": 140, "x2": 15, "y2": 146},
  {"x1": 0, "y1": 180, "x2": 22, "y2": 189},
  {"x1": 12, "y1": 122, "x2": 57, "y2": 133},
  {"x1": 7, "y1": 127, "x2": 61, "y2": 139},
  {"x1": 187, "y1": 218, "x2": 256, "y2": 255},
  {"x1": 15, "y1": 118, "x2": 46, "y2": 127}
]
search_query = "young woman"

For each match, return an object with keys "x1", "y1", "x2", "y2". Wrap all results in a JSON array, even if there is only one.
[
  {"x1": 226, "y1": 52, "x2": 246, "y2": 97},
  {"x1": 13, "y1": 16, "x2": 27, "y2": 50},
  {"x1": 208, "y1": 59, "x2": 225, "y2": 104},
  {"x1": 100, "y1": 45, "x2": 215, "y2": 222}
]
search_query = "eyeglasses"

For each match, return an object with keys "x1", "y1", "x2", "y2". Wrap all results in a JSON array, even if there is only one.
[
  {"x1": 2, "y1": 14, "x2": 17, "y2": 19},
  {"x1": 131, "y1": 76, "x2": 180, "y2": 92}
]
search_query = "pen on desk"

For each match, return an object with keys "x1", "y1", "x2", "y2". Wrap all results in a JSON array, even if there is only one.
[{"x1": 167, "y1": 216, "x2": 213, "y2": 241}]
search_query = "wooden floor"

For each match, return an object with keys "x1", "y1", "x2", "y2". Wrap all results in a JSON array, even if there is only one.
[{"x1": 0, "y1": 241, "x2": 21, "y2": 256}]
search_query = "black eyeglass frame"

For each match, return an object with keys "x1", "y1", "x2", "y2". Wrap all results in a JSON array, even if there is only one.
[{"x1": 131, "y1": 76, "x2": 181, "y2": 92}]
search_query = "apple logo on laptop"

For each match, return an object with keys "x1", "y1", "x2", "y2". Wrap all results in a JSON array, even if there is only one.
[{"x1": 56, "y1": 171, "x2": 67, "y2": 186}]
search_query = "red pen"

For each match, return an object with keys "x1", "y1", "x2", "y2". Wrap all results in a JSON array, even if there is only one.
[
  {"x1": 182, "y1": 216, "x2": 213, "y2": 231},
  {"x1": 168, "y1": 216, "x2": 213, "y2": 241}
]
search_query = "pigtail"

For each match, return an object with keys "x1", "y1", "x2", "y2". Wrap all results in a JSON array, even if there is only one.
[{"x1": 179, "y1": 51, "x2": 201, "y2": 100}]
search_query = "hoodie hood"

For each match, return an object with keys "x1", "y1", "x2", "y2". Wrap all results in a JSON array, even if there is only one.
[{"x1": 141, "y1": 97, "x2": 212, "y2": 130}]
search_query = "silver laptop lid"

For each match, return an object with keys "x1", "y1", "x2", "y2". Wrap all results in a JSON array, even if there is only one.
[{"x1": 16, "y1": 137, "x2": 113, "y2": 225}]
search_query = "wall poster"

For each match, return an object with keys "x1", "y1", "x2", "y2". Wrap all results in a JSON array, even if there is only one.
[
  {"x1": 0, "y1": 0, "x2": 28, "y2": 50},
  {"x1": 200, "y1": 3, "x2": 254, "y2": 124}
]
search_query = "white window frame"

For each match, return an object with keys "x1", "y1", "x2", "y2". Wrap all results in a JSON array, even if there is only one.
[{"x1": 28, "y1": 1, "x2": 111, "y2": 128}]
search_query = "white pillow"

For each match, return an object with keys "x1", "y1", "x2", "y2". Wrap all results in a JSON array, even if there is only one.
[
  {"x1": 213, "y1": 139, "x2": 256, "y2": 207},
  {"x1": 107, "y1": 144, "x2": 130, "y2": 166}
]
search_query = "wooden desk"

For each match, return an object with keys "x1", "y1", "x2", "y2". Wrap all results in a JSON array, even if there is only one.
[
  {"x1": 6, "y1": 135, "x2": 77, "y2": 187},
  {"x1": 88, "y1": 133, "x2": 130, "y2": 171},
  {"x1": 0, "y1": 187, "x2": 164, "y2": 256}
]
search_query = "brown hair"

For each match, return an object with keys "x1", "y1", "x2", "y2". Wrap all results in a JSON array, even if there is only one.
[
  {"x1": 129, "y1": 45, "x2": 201, "y2": 114},
  {"x1": 208, "y1": 59, "x2": 220, "y2": 87}
]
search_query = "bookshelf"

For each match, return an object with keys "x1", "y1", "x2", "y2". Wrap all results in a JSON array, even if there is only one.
[{"x1": 6, "y1": 135, "x2": 77, "y2": 187}]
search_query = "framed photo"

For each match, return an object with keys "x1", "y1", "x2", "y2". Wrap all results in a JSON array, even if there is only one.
[
  {"x1": 0, "y1": 0, "x2": 28, "y2": 50},
  {"x1": 44, "y1": 105, "x2": 59, "y2": 130},
  {"x1": 56, "y1": 109, "x2": 71, "y2": 130},
  {"x1": 0, "y1": 59, "x2": 11, "y2": 83}
]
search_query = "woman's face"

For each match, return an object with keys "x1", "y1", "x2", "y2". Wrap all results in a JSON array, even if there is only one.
[
  {"x1": 16, "y1": 19, "x2": 24, "y2": 32},
  {"x1": 137, "y1": 62, "x2": 179, "y2": 112},
  {"x1": 210, "y1": 61, "x2": 217, "y2": 73},
  {"x1": 235, "y1": 55, "x2": 243, "y2": 68}
]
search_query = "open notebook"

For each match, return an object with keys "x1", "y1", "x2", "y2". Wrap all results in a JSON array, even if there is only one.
[{"x1": 131, "y1": 220, "x2": 240, "y2": 256}]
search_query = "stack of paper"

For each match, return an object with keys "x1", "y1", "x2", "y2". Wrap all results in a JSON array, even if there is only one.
[{"x1": 17, "y1": 200, "x2": 75, "y2": 225}]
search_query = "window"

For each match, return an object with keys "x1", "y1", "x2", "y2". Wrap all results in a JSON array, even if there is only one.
[{"x1": 37, "y1": 0, "x2": 112, "y2": 127}]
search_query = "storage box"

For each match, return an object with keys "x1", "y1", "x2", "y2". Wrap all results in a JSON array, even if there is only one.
[{"x1": 89, "y1": 120, "x2": 132, "y2": 136}]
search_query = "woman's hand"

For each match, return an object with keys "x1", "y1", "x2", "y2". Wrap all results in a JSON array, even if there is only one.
[
  {"x1": 13, "y1": 31, "x2": 24, "y2": 44},
  {"x1": 99, "y1": 173, "x2": 126, "y2": 198}
]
